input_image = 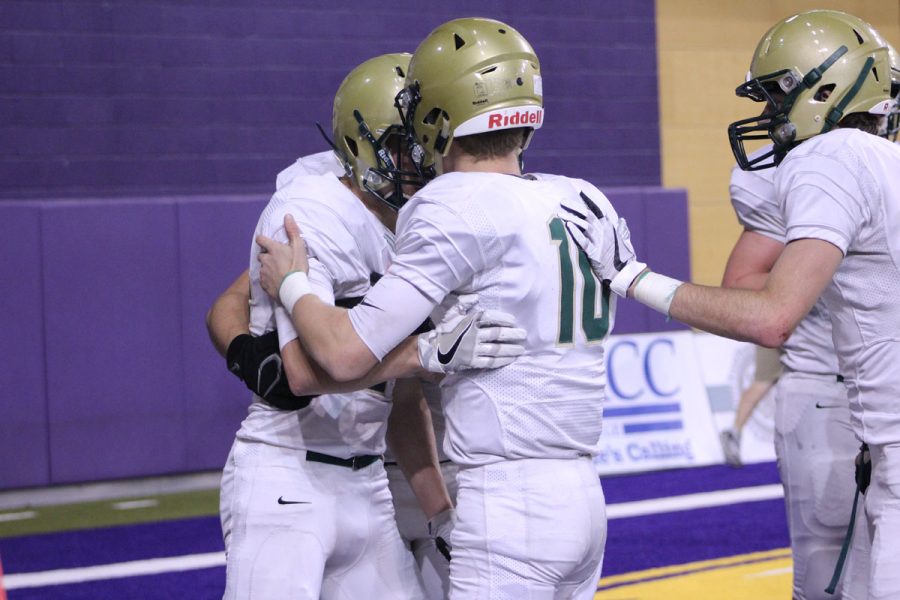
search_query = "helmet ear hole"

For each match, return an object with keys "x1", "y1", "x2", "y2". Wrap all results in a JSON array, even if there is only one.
[
  {"x1": 344, "y1": 136, "x2": 359, "y2": 157},
  {"x1": 814, "y1": 84, "x2": 836, "y2": 101},
  {"x1": 422, "y1": 108, "x2": 442, "y2": 125},
  {"x1": 454, "y1": 34, "x2": 465, "y2": 50},
  {"x1": 852, "y1": 28, "x2": 864, "y2": 45}
]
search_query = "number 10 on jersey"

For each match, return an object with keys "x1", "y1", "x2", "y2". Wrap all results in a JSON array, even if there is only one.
[{"x1": 549, "y1": 217, "x2": 611, "y2": 344}]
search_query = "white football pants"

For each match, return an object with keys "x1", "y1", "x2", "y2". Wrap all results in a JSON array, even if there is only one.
[
  {"x1": 449, "y1": 456, "x2": 606, "y2": 599},
  {"x1": 857, "y1": 441, "x2": 900, "y2": 599},
  {"x1": 774, "y1": 372, "x2": 862, "y2": 600},
  {"x1": 387, "y1": 461, "x2": 460, "y2": 600},
  {"x1": 220, "y1": 439, "x2": 424, "y2": 599}
]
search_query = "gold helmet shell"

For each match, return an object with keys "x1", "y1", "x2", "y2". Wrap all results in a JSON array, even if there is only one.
[
  {"x1": 401, "y1": 18, "x2": 543, "y2": 174},
  {"x1": 332, "y1": 53, "x2": 417, "y2": 209},
  {"x1": 729, "y1": 10, "x2": 891, "y2": 170}
]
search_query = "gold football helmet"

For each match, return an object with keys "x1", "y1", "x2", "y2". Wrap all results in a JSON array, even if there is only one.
[
  {"x1": 728, "y1": 10, "x2": 892, "y2": 170},
  {"x1": 396, "y1": 18, "x2": 543, "y2": 176},
  {"x1": 332, "y1": 53, "x2": 420, "y2": 209}
]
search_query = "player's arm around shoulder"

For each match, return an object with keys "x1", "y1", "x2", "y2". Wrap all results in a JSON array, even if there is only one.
[
  {"x1": 255, "y1": 210, "x2": 415, "y2": 382},
  {"x1": 668, "y1": 238, "x2": 843, "y2": 347},
  {"x1": 721, "y1": 230, "x2": 784, "y2": 291},
  {"x1": 387, "y1": 378, "x2": 453, "y2": 520},
  {"x1": 207, "y1": 269, "x2": 251, "y2": 358}
]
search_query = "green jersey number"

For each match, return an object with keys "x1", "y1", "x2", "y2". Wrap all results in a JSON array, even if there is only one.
[{"x1": 549, "y1": 217, "x2": 611, "y2": 344}]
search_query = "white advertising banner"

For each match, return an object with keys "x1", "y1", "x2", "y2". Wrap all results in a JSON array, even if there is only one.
[
  {"x1": 594, "y1": 331, "x2": 723, "y2": 476},
  {"x1": 693, "y1": 332, "x2": 777, "y2": 465}
]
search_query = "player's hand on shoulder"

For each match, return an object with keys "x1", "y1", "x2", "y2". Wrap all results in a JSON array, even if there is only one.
[
  {"x1": 417, "y1": 294, "x2": 526, "y2": 374},
  {"x1": 558, "y1": 193, "x2": 647, "y2": 296},
  {"x1": 257, "y1": 213, "x2": 311, "y2": 300}
]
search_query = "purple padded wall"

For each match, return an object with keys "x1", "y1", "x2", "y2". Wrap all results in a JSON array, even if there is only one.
[
  {"x1": 643, "y1": 188, "x2": 691, "y2": 332},
  {"x1": 0, "y1": 1, "x2": 659, "y2": 198},
  {"x1": 0, "y1": 203, "x2": 50, "y2": 488},
  {"x1": 41, "y1": 200, "x2": 187, "y2": 483},
  {"x1": 177, "y1": 196, "x2": 268, "y2": 470},
  {"x1": 603, "y1": 187, "x2": 690, "y2": 333}
]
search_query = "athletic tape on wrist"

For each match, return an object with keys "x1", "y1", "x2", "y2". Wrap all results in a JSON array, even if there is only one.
[
  {"x1": 632, "y1": 271, "x2": 684, "y2": 317},
  {"x1": 279, "y1": 271, "x2": 311, "y2": 314},
  {"x1": 610, "y1": 261, "x2": 648, "y2": 297}
]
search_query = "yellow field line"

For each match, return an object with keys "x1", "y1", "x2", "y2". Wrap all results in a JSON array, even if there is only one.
[{"x1": 598, "y1": 547, "x2": 792, "y2": 588}]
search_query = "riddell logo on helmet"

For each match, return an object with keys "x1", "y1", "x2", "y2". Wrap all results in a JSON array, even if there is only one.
[
  {"x1": 454, "y1": 106, "x2": 545, "y2": 137},
  {"x1": 487, "y1": 109, "x2": 543, "y2": 129}
]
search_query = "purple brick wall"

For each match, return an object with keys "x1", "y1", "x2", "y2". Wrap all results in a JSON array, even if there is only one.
[{"x1": 0, "y1": 1, "x2": 659, "y2": 199}]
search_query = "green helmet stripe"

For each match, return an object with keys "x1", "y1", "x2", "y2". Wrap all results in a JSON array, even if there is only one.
[
  {"x1": 823, "y1": 56, "x2": 876, "y2": 132},
  {"x1": 783, "y1": 45, "x2": 848, "y2": 116}
]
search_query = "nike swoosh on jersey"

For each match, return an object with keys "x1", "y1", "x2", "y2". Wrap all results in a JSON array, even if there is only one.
[
  {"x1": 277, "y1": 496, "x2": 311, "y2": 505},
  {"x1": 437, "y1": 320, "x2": 474, "y2": 365}
]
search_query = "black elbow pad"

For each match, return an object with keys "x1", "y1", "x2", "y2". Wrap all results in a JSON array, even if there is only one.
[{"x1": 226, "y1": 331, "x2": 316, "y2": 410}]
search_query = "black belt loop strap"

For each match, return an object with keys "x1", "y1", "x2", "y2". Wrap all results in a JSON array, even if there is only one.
[
  {"x1": 306, "y1": 450, "x2": 382, "y2": 471},
  {"x1": 836, "y1": 374, "x2": 844, "y2": 383},
  {"x1": 825, "y1": 442, "x2": 869, "y2": 595}
]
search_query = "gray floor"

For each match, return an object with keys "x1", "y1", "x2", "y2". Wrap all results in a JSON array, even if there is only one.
[{"x1": 0, "y1": 471, "x2": 221, "y2": 511}]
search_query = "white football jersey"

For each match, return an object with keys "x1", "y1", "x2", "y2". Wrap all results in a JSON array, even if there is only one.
[
  {"x1": 274, "y1": 150, "x2": 344, "y2": 191},
  {"x1": 240, "y1": 172, "x2": 395, "y2": 458},
  {"x1": 776, "y1": 129, "x2": 900, "y2": 444},
  {"x1": 355, "y1": 172, "x2": 616, "y2": 466},
  {"x1": 729, "y1": 146, "x2": 838, "y2": 376}
]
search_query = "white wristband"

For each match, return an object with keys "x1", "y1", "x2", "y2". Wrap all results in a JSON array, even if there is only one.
[
  {"x1": 278, "y1": 271, "x2": 312, "y2": 314},
  {"x1": 610, "y1": 261, "x2": 648, "y2": 297},
  {"x1": 632, "y1": 271, "x2": 684, "y2": 317}
]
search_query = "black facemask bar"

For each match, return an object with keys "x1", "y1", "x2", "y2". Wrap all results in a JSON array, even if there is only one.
[
  {"x1": 315, "y1": 117, "x2": 424, "y2": 211},
  {"x1": 394, "y1": 83, "x2": 436, "y2": 181},
  {"x1": 887, "y1": 77, "x2": 900, "y2": 142},
  {"x1": 728, "y1": 46, "x2": 850, "y2": 171},
  {"x1": 353, "y1": 110, "x2": 425, "y2": 211}
]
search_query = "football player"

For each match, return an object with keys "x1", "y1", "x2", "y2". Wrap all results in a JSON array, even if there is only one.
[
  {"x1": 209, "y1": 268, "x2": 460, "y2": 600},
  {"x1": 256, "y1": 18, "x2": 615, "y2": 598},
  {"x1": 215, "y1": 53, "x2": 525, "y2": 599},
  {"x1": 718, "y1": 30, "x2": 899, "y2": 600},
  {"x1": 564, "y1": 10, "x2": 900, "y2": 599}
]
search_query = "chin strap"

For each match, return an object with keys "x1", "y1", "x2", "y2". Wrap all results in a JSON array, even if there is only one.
[
  {"x1": 822, "y1": 56, "x2": 875, "y2": 133},
  {"x1": 315, "y1": 122, "x2": 351, "y2": 178}
]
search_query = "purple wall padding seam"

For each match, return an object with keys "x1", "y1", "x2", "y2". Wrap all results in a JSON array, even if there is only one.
[{"x1": 0, "y1": 202, "x2": 49, "y2": 489}]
